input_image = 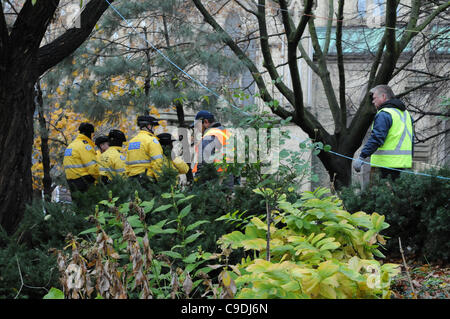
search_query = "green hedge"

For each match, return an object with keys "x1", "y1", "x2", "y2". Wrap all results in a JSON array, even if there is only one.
[{"x1": 339, "y1": 167, "x2": 450, "y2": 264}]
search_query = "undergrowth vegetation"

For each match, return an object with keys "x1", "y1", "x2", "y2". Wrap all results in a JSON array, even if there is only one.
[{"x1": 1, "y1": 109, "x2": 447, "y2": 299}]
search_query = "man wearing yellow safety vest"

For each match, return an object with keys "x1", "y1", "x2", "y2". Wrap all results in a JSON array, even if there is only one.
[
  {"x1": 353, "y1": 85, "x2": 414, "y2": 180},
  {"x1": 126, "y1": 115, "x2": 164, "y2": 183},
  {"x1": 98, "y1": 129, "x2": 127, "y2": 183},
  {"x1": 63, "y1": 122, "x2": 100, "y2": 194},
  {"x1": 191, "y1": 110, "x2": 233, "y2": 185}
]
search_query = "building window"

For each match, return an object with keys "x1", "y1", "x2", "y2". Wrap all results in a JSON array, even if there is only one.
[
  {"x1": 373, "y1": 0, "x2": 385, "y2": 16},
  {"x1": 357, "y1": 0, "x2": 366, "y2": 18},
  {"x1": 358, "y1": 0, "x2": 386, "y2": 18}
]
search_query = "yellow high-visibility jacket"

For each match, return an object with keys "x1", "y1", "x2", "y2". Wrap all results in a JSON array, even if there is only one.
[
  {"x1": 63, "y1": 134, "x2": 99, "y2": 180},
  {"x1": 99, "y1": 146, "x2": 126, "y2": 180},
  {"x1": 371, "y1": 108, "x2": 413, "y2": 168},
  {"x1": 160, "y1": 155, "x2": 189, "y2": 175},
  {"x1": 125, "y1": 130, "x2": 164, "y2": 179}
]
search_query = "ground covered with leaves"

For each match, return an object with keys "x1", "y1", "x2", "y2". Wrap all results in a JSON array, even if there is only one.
[{"x1": 390, "y1": 260, "x2": 450, "y2": 299}]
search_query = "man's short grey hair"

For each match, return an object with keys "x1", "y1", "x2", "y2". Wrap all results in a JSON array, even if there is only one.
[{"x1": 370, "y1": 85, "x2": 395, "y2": 100}]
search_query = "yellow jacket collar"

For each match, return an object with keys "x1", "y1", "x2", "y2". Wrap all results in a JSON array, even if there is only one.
[
  {"x1": 76, "y1": 134, "x2": 95, "y2": 147},
  {"x1": 139, "y1": 130, "x2": 157, "y2": 138}
]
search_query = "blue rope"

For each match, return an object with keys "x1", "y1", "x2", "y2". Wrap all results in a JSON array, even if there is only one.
[
  {"x1": 104, "y1": 0, "x2": 449, "y2": 182},
  {"x1": 328, "y1": 150, "x2": 450, "y2": 181}
]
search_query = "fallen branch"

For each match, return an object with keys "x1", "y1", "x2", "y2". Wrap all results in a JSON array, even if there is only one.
[
  {"x1": 15, "y1": 255, "x2": 51, "y2": 299},
  {"x1": 398, "y1": 237, "x2": 417, "y2": 299}
]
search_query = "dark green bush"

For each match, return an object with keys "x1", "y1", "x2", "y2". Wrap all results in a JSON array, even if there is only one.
[
  {"x1": 0, "y1": 200, "x2": 90, "y2": 299},
  {"x1": 339, "y1": 167, "x2": 450, "y2": 263}
]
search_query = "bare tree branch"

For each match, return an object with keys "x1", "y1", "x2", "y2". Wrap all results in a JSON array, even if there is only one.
[{"x1": 37, "y1": 0, "x2": 114, "y2": 76}]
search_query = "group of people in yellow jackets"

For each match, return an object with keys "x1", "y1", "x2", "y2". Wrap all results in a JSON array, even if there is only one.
[{"x1": 63, "y1": 110, "x2": 231, "y2": 196}]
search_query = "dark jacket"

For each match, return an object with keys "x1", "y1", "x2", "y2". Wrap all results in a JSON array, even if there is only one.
[
  {"x1": 197, "y1": 122, "x2": 225, "y2": 172},
  {"x1": 360, "y1": 99, "x2": 414, "y2": 158}
]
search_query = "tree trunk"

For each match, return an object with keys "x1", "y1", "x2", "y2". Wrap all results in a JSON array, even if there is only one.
[
  {"x1": 36, "y1": 82, "x2": 52, "y2": 200},
  {"x1": 0, "y1": 0, "x2": 113, "y2": 234},
  {"x1": 0, "y1": 79, "x2": 35, "y2": 234},
  {"x1": 323, "y1": 151, "x2": 352, "y2": 190}
]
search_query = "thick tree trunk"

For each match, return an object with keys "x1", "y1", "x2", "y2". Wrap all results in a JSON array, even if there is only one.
[
  {"x1": 0, "y1": 0, "x2": 113, "y2": 234},
  {"x1": 0, "y1": 79, "x2": 35, "y2": 234},
  {"x1": 315, "y1": 139, "x2": 353, "y2": 190}
]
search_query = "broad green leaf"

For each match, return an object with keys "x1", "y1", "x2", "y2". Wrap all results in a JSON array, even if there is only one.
[
  {"x1": 319, "y1": 283, "x2": 337, "y2": 299},
  {"x1": 177, "y1": 194, "x2": 196, "y2": 205},
  {"x1": 127, "y1": 215, "x2": 143, "y2": 228},
  {"x1": 183, "y1": 232, "x2": 203, "y2": 245},
  {"x1": 311, "y1": 233, "x2": 326, "y2": 245},
  {"x1": 241, "y1": 238, "x2": 267, "y2": 250},
  {"x1": 183, "y1": 253, "x2": 198, "y2": 264},
  {"x1": 220, "y1": 231, "x2": 246, "y2": 248},
  {"x1": 152, "y1": 204, "x2": 173, "y2": 213},
  {"x1": 186, "y1": 220, "x2": 209, "y2": 232},
  {"x1": 320, "y1": 242, "x2": 341, "y2": 251},
  {"x1": 318, "y1": 260, "x2": 339, "y2": 278},
  {"x1": 179, "y1": 204, "x2": 191, "y2": 219},
  {"x1": 141, "y1": 199, "x2": 155, "y2": 213},
  {"x1": 251, "y1": 217, "x2": 274, "y2": 233},
  {"x1": 245, "y1": 225, "x2": 265, "y2": 239},
  {"x1": 160, "y1": 251, "x2": 182, "y2": 259},
  {"x1": 79, "y1": 227, "x2": 98, "y2": 235},
  {"x1": 246, "y1": 259, "x2": 272, "y2": 273},
  {"x1": 43, "y1": 287, "x2": 64, "y2": 299},
  {"x1": 371, "y1": 212, "x2": 385, "y2": 231}
]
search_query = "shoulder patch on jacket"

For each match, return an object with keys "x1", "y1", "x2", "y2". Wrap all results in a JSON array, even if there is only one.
[
  {"x1": 153, "y1": 138, "x2": 159, "y2": 144},
  {"x1": 128, "y1": 142, "x2": 141, "y2": 150},
  {"x1": 86, "y1": 145, "x2": 92, "y2": 151},
  {"x1": 64, "y1": 148, "x2": 72, "y2": 156}
]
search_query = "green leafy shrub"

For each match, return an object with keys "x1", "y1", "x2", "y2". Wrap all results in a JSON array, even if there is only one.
[
  {"x1": 217, "y1": 187, "x2": 400, "y2": 299},
  {"x1": 50, "y1": 189, "x2": 217, "y2": 298},
  {"x1": 339, "y1": 167, "x2": 450, "y2": 263}
]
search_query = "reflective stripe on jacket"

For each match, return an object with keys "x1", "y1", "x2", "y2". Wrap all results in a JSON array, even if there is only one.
[
  {"x1": 63, "y1": 134, "x2": 99, "y2": 180},
  {"x1": 370, "y1": 108, "x2": 413, "y2": 168},
  {"x1": 99, "y1": 146, "x2": 126, "y2": 180},
  {"x1": 125, "y1": 130, "x2": 164, "y2": 178}
]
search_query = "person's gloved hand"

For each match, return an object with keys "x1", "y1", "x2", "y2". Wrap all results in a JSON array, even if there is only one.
[{"x1": 352, "y1": 157, "x2": 365, "y2": 172}]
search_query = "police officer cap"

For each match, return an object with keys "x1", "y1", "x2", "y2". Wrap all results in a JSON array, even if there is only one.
[
  {"x1": 79, "y1": 122, "x2": 94, "y2": 135},
  {"x1": 137, "y1": 115, "x2": 159, "y2": 127},
  {"x1": 195, "y1": 110, "x2": 214, "y2": 121},
  {"x1": 95, "y1": 135, "x2": 109, "y2": 147},
  {"x1": 108, "y1": 129, "x2": 126, "y2": 143},
  {"x1": 157, "y1": 133, "x2": 176, "y2": 146}
]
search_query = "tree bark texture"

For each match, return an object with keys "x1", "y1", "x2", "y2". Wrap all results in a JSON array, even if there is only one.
[
  {"x1": 36, "y1": 82, "x2": 52, "y2": 200},
  {"x1": 0, "y1": 0, "x2": 113, "y2": 234}
]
